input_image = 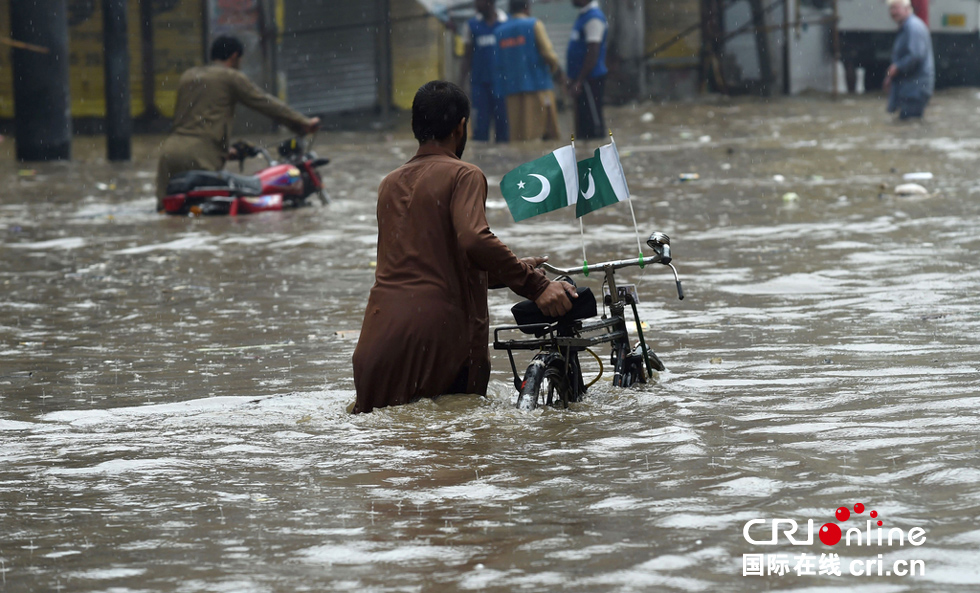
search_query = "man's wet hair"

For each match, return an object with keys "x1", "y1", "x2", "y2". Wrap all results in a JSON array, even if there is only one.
[
  {"x1": 412, "y1": 81, "x2": 470, "y2": 142},
  {"x1": 211, "y1": 36, "x2": 244, "y2": 61},
  {"x1": 509, "y1": 0, "x2": 529, "y2": 13}
]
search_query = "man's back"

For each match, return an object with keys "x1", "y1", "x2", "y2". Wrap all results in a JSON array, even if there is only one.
[
  {"x1": 893, "y1": 14, "x2": 934, "y2": 91},
  {"x1": 467, "y1": 11, "x2": 507, "y2": 85},
  {"x1": 170, "y1": 64, "x2": 310, "y2": 148},
  {"x1": 373, "y1": 145, "x2": 487, "y2": 304},
  {"x1": 170, "y1": 65, "x2": 241, "y2": 140},
  {"x1": 495, "y1": 17, "x2": 554, "y2": 97}
]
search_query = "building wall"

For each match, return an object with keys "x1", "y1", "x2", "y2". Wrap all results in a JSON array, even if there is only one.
[
  {"x1": 0, "y1": 0, "x2": 205, "y2": 119},
  {"x1": 646, "y1": 0, "x2": 700, "y2": 66},
  {"x1": 391, "y1": 0, "x2": 444, "y2": 111},
  {"x1": 645, "y1": 0, "x2": 701, "y2": 98}
]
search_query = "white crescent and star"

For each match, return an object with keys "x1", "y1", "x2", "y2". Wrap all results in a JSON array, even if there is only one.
[
  {"x1": 581, "y1": 169, "x2": 596, "y2": 200},
  {"x1": 519, "y1": 174, "x2": 551, "y2": 203}
]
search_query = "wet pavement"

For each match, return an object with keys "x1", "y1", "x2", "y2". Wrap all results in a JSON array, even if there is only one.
[{"x1": 2, "y1": 89, "x2": 980, "y2": 591}]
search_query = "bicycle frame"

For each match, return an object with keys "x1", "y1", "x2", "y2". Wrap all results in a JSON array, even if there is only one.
[
  {"x1": 493, "y1": 315, "x2": 628, "y2": 393},
  {"x1": 493, "y1": 237, "x2": 683, "y2": 405}
]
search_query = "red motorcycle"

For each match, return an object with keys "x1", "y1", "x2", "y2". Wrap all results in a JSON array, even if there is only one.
[{"x1": 161, "y1": 135, "x2": 330, "y2": 216}]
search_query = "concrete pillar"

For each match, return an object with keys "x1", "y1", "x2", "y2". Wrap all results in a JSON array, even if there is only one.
[
  {"x1": 607, "y1": 0, "x2": 646, "y2": 102},
  {"x1": 103, "y1": 0, "x2": 132, "y2": 161},
  {"x1": 10, "y1": 0, "x2": 72, "y2": 161}
]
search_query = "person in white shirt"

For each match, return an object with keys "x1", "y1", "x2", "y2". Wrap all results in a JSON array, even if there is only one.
[{"x1": 566, "y1": 0, "x2": 609, "y2": 139}]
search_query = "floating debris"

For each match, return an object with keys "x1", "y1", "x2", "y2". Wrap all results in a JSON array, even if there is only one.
[
  {"x1": 895, "y1": 183, "x2": 929, "y2": 196},
  {"x1": 679, "y1": 173, "x2": 699, "y2": 182},
  {"x1": 903, "y1": 171, "x2": 933, "y2": 181}
]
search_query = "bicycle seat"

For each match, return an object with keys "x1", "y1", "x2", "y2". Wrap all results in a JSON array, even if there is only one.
[
  {"x1": 511, "y1": 287, "x2": 597, "y2": 333},
  {"x1": 166, "y1": 170, "x2": 264, "y2": 197}
]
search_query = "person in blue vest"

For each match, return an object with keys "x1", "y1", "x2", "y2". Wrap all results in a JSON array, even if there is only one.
[
  {"x1": 461, "y1": 0, "x2": 509, "y2": 142},
  {"x1": 567, "y1": 0, "x2": 609, "y2": 140},
  {"x1": 494, "y1": 0, "x2": 564, "y2": 142}
]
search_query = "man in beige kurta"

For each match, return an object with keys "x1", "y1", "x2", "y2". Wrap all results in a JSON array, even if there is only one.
[
  {"x1": 352, "y1": 81, "x2": 575, "y2": 414},
  {"x1": 155, "y1": 36, "x2": 319, "y2": 210}
]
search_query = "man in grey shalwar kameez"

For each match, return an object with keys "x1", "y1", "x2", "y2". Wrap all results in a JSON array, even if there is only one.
[{"x1": 884, "y1": 0, "x2": 934, "y2": 120}]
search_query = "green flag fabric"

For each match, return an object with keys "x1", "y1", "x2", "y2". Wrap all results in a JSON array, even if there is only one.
[
  {"x1": 575, "y1": 141, "x2": 631, "y2": 218},
  {"x1": 500, "y1": 145, "x2": 579, "y2": 222}
]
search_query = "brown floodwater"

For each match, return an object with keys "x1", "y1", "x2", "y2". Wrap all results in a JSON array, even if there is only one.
[{"x1": 2, "y1": 90, "x2": 980, "y2": 592}]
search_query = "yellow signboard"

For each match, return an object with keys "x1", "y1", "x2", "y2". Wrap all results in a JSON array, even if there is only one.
[
  {"x1": 0, "y1": 0, "x2": 203, "y2": 119},
  {"x1": 942, "y1": 13, "x2": 967, "y2": 28}
]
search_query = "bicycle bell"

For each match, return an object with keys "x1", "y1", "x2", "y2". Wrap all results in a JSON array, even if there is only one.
[{"x1": 646, "y1": 232, "x2": 671, "y2": 264}]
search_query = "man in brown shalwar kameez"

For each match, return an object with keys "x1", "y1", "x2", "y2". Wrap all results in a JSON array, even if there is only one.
[
  {"x1": 155, "y1": 36, "x2": 319, "y2": 211},
  {"x1": 352, "y1": 81, "x2": 576, "y2": 414}
]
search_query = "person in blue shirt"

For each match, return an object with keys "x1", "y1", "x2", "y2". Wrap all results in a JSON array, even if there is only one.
[
  {"x1": 884, "y1": 0, "x2": 934, "y2": 120},
  {"x1": 461, "y1": 0, "x2": 509, "y2": 142},
  {"x1": 494, "y1": 0, "x2": 564, "y2": 142},
  {"x1": 567, "y1": 0, "x2": 608, "y2": 140}
]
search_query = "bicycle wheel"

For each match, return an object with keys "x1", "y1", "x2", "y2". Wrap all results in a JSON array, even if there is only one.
[
  {"x1": 517, "y1": 353, "x2": 574, "y2": 410},
  {"x1": 620, "y1": 354, "x2": 647, "y2": 388},
  {"x1": 612, "y1": 342, "x2": 649, "y2": 388},
  {"x1": 645, "y1": 346, "x2": 666, "y2": 372}
]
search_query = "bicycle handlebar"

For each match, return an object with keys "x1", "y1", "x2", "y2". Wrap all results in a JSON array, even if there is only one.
[
  {"x1": 540, "y1": 256, "x2": 652, "y2": 276},
  {"x1": 540, "y1": 254, "x2": 684, "y2": 301}
]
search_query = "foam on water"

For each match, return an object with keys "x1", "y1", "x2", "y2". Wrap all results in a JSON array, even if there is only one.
[{"x1": 6, "y1": 237, "x2": 86, "y2": 250}]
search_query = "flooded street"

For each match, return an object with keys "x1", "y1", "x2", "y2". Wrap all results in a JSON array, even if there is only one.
[{"x1": 2, "y1": 90, "x2": 980, "y2": 591}]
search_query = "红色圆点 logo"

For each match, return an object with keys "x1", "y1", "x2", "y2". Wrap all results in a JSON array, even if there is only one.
[{"x1": 742, "y1": 502, "x2": 927, "y2": 578}]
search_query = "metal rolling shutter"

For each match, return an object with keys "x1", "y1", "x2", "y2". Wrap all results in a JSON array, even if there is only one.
[{"x1": 280, "y1": 0, "x2": 381, "y2": 115}]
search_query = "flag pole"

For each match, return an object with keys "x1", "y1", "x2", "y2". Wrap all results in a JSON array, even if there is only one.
[
  {"x1": 573, "y1": 134, "x2": 589, "y2": 276},
  {"x1": 611, "y1": 130, "x2": 645, "y2": 267}
]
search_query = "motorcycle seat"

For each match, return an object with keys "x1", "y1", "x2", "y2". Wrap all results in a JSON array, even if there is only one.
[{"x1": 166, "y1": 170, "x2": 263, "y2": 197}]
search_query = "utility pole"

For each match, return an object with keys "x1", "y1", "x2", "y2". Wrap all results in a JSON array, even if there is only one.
[
  {"x1": 747, "y1": 0, "x2": 774, "y2": 96},
  {"x1": 378, "y1": 0, "x2": 392, "y2": 121},
  {"x1": 103, "y1": 0, "x2": 132, "y2": 161},
  {"x1": 10, "y1": 0, "x2": 72, "y2": 161},
  {"x1": 608, "y1": 0, "x2": 646, "y2": 101}
]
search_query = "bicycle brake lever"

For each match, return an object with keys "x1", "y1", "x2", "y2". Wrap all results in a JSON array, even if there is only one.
[{"x1": 667, "y1": 263, "x2": 684, "y2": 300}]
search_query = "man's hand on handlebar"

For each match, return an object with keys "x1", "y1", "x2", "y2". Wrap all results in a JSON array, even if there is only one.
[
  {"x1": 535, "y1": 280, "x2": 578, "y2": 317},
  {"x1": 520, "y1": 255, "x2": 549, "y2": 275},
  {"x1": 303, "y1": 117, "x2": 321, "y2": 135}
]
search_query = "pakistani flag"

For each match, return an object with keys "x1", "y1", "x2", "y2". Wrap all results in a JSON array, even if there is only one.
[
  {"x1": 576, "y1": 141, "x2": 631, "y2": 218},
  {"x1": 501, "y1": 145, "x2": 579, "y2": 222}
]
